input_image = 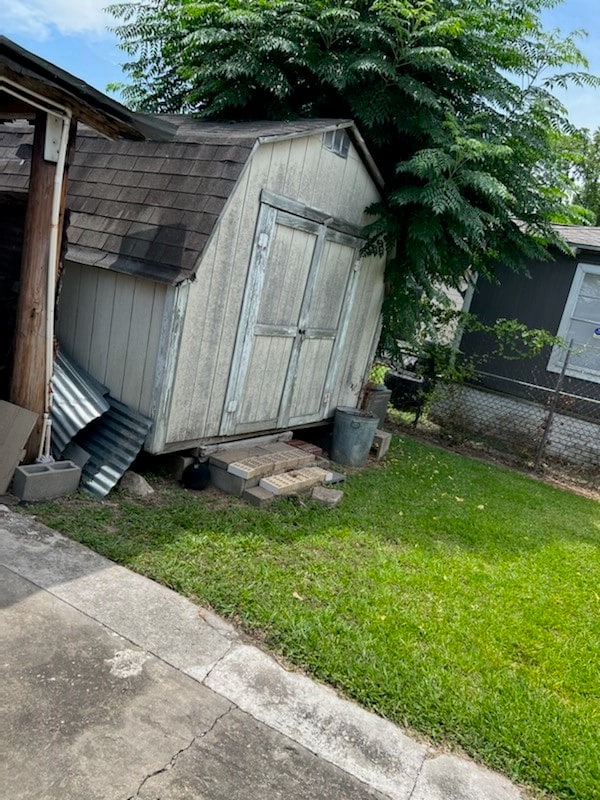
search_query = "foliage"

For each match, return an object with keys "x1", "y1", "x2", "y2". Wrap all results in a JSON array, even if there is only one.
[
  {"x1": 33, "y1": 438, "x2": 600, "y2": 800},
  {"x1": 568, "y1": 127, "x2": 600, "y2": 224},
  {"x1": 108, "y1": 0, "x2": 599, "y2": 340},
  {"x1": 381, "y1": 280, "x2": 562, "y2": 391}
]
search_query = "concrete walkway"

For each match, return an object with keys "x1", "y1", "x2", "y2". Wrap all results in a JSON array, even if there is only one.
[{"x1": 1, "y1": 507, "x2": 525, "y2": 800}]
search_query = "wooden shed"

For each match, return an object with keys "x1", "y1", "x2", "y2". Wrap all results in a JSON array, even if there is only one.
[
  {"x1": 2, "y1": 117, "x2": 387, "y2": 455},
  {"x1": 0, "y1": 35, "x2": 173, "y2": 466}
]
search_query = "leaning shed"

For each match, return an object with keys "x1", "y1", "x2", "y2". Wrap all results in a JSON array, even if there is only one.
[{"x1": 2, "y1": 117, "x2": 387, "y2": 455}]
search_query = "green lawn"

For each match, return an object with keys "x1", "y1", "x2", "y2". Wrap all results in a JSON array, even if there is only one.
[{"x1": 34, "y1": 436, "x2": 599, "y2": 800}]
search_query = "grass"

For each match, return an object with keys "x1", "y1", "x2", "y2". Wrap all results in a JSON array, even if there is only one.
[{"x1": 32, "y1": 436, "x2": 599, "y2": 800}]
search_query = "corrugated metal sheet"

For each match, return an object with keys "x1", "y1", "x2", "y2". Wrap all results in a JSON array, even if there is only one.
[
  {"x1": 76, "y1": 397, "x2": 153, "y2": 498},
  {"x1": 51, "y1": 350, "x2": 153, "y2": 497},
  {"x1": 51, "y1": 350, "x2": 110, "y2": 457}
]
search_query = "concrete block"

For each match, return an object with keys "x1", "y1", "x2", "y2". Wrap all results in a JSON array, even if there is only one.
[
  {"x1": 12, "y1": 460, "x2": 81, "y2": 502},
  {"x1": 228, "y1": 448, "x2": 314, "y2": 479},
  {"x1": 209, "y1": 464, "x2": 259, "y2": 497},
  {"x1": 256, "y1": 442, "x2": 300, "y2": 455},
  {"x1": 372, "y1": 429, "x2": 392, "y2": 461},
  {"x1": 61, "y1": 442, "x2": 91, "y2": 470},
  {"x1": 324, "y1": 470, "x2": 346, "y2": 484},
  {"x1": 311, "y1": 486, "x2": 343, "y2": 508},
  {"x1": 242, "y1": 486, "x2": 276, "y2": 507},
  {"x1": 163, "y1": 454, "x2": 195, "y2": 481},
  {"x1": 259, "y1": 467, "x2": 329, "y2": 495},
  {"x1": 228, "y1": 453, "x2": 293, "y2": 479},
  {"x1": 288, "y1": 439, "x2": 324, "y2": 457},
  {"x1": 209, "y1": 447, "x2": 255, "y2": 470}
]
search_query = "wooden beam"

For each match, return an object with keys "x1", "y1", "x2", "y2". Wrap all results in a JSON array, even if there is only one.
[{"x1": 10, "y1": 111, "x2": 73, "y2": 460}]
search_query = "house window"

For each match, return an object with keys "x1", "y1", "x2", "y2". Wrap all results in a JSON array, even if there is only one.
[
  {"x1": 547, "y1": 262, "x2": 600, "y2": 383},
  {"x1": 323, "y1": 129, "x2": 350, "y2": 159}
]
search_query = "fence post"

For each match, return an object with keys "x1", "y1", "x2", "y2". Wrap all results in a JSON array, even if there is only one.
[{"x1": 534, "y1": 338, "x2": 573, "y2": 471}]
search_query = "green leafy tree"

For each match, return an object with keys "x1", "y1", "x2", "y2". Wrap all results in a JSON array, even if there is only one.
[
  {"x1": 567, "y1": 127, "x2": 600, "y2": 224},
  {"x1": 108, "y1": 0, "x2": 598, "y2": 348}
]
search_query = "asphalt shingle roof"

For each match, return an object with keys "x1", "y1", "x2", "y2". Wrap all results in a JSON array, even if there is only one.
[
  {"x1": 0, "y1": 117, "x2": 354, "y2": 284},
  {"x1": 552, "y1": 224, "x2": 600, "y2": 250}
]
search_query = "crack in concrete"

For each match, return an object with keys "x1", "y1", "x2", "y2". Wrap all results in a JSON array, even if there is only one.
[
  {"x1": 228, "y1": 706, "x2": 397, "y2": 800},
  {"x1": 126, "y1": 705, "x2": 235, "y2": 799},
  {"x1": 406, "y1": 751, "x2": 430, "y2": 800},
  {"x1": 201, "y1": 640, "x2": 236, "y2": 682}
]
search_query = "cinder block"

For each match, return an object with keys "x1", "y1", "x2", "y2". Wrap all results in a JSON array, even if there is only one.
[
  {"x1": 324, "y1": 470, "x2": 346, "y2": 485},
  {"x1": 227, "y1": 448, "x2": 314, "y2": 479},
  {"x1": 372, "y1": 429, "x2": 392, "y2": 461},
  {"x1": 12, "y1": 460, "x2": 81, "y2": 502},
  {"x1": 209, "y1": 448, "x2": 255, "y2": 471},
  {"x1": 242, "y1": 486, "x2": 276, "y2": 507},
  {"x1": 209, "y1": 464, "x2": 259, "y2": 497},
  {"x1": 259, "y1": 467, "x2": 329, "y2": 495},
  {"x1": 228, "y1": 452, "x2": 294, "y2": 479},
  {"x1": 163, "y1": 454, "x2": 195, "y2": 481}
]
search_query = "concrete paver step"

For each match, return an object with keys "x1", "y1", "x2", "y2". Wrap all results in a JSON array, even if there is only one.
[
  {"x1": 260, "y1": 466, "x2": 331, "y2": 495},
  {"x1": 228, "y1": 449, "x2": 314, "y2": 479}
]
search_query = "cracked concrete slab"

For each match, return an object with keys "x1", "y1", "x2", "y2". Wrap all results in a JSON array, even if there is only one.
[
  {"x1": 137, "y1": 708, "x2": 388, "y2": 800},
  {"x1": 204, "y1": 643, "x2": 429, "y2": 800},
  {"x1": 0, "y1": 566, "x2": 231, "y2": 800},
  {"x1": 1, "y1": 509, "x2": 527, "y2": 800}
]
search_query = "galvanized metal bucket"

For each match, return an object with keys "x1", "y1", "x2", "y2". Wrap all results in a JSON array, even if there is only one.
[{"x1": 331, "y1": 406, "x2": 379, "y2": 467}]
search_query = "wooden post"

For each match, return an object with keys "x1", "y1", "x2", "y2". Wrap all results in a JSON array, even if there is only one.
[{"x1": 10, "y1": 111, "x2": 71, "y2": 461}]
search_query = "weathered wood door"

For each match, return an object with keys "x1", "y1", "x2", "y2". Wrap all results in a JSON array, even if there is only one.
[{"x1": 220, "y1": 201, "x2": 362, "y2": 436}]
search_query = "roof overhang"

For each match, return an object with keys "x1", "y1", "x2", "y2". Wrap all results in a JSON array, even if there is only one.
[{"x1": 0, "y1": 36, "x2": 175, "y2": 140}]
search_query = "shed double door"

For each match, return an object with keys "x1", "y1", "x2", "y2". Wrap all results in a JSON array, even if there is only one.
[{"x1": 221, "y1": 202, "x2": 361, "y2": 436}]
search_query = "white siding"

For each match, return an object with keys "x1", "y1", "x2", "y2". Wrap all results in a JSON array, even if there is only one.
[
  {"x1": 56, "y1": 262, "x2": 167, "y2": 416},
  {"x1": 165, "y1": 134, "x2": 385, "y2": 447}
]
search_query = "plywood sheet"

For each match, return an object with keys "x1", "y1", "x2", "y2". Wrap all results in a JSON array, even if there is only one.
[{"x1": 0, "y1": 400, "x2": 38, "y2": 493}]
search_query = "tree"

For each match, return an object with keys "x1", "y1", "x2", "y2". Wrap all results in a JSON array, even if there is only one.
[
  {"x1": 108, "y1": 0, "x2": 598, "y2": 348},
  {"x1": 569, "y1": 127, "x2": 600, "y2": 224}
]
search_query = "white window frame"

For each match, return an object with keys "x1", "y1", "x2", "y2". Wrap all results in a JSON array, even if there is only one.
[{"x1": 547, "y1": 262, "x2": 600, "y2": 383}]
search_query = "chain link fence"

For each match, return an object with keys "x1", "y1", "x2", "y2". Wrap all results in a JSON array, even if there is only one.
[{"x1": 427, "y1": 341, "x2": 600, "y2": 478}]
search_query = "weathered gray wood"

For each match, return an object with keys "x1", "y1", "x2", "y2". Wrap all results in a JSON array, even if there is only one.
[
  {"x1": 57, "y1": 264, "x2": 166, "y2": 415},
  {"x1": 146, "y1": 283, "x2": 188, "y2": 453},
  {"x1": 262, "y1": 189, "x2": 366, "y2": 239},
  {"x1": 0, "y1": 400, "x2": 38, "y2": 492},
  {"x1": 164, "y1": 132, "x2": 386, "y2": 450},
  {"x1": 219, "y1": 203, "x2": 278, "y2": 435},
  {"x1": 122, "y1": 278, "x2": 157, "y2": 409},
  {"x1": 57, "y1": 260, "x2": 81, "y2": 349},
  {"x1": 73, "y1": 264, "x2": 98, "y2": 366},
  {"x1": 139, "y1": 284, "x2": 167, "y2": 416},
  {"x1": 87, "y1": 269, "x2": 116, "y2": 383}
]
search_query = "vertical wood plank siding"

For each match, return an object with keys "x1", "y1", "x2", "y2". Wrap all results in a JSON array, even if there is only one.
[
  {"x1": 165, "y1": 134, "x2": 385, "y2": 446},
  {"x1": 57, "y1": 262, "x2": 166, "y2": 415}
]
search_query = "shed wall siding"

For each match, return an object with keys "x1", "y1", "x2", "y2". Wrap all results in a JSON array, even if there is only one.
[
  {"x1": 57, "y1": 262, "x2": 166, "y2": 415},
  {"x1": 166, "y1": 135, "x2": 384, "y2": 445}
]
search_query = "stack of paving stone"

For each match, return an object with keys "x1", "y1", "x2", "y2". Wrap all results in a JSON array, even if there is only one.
[{"x1": 208, "y1": 442, "x2": 343, "y2": 506}]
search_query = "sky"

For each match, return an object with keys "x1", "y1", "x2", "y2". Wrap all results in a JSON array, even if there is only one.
[{"x1": 1, "y1": 0, "x2": 600, "y2": 130}]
